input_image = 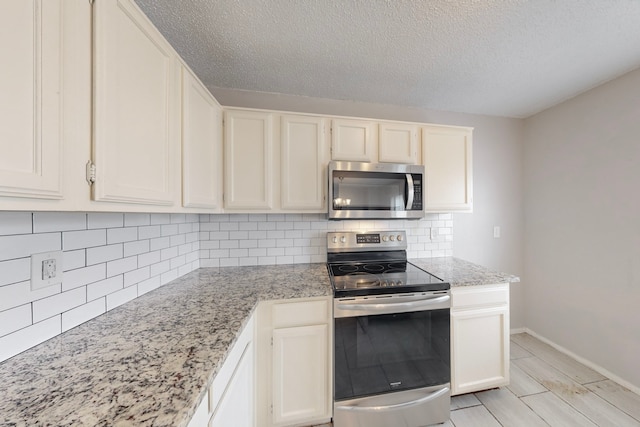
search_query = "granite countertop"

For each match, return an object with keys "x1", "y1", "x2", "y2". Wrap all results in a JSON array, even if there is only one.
[
  {"x1": 0, "y1": 264, "x2": 331, "y2": 427},
  {"x1": 411, "y1": 257, "x2": 520, "y2": 286},
  {"x1": 0, "y1": 257, "x2": 518, "y2": 426}
]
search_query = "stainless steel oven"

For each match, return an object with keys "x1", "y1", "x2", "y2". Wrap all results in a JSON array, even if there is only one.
[{"x1": 327, "y1": 231, "x2": 451, "y2": 427}]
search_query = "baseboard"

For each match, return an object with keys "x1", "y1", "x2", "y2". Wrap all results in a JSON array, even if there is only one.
[
  {"x1": 520, "y1": 328, "x2": 640, "y2": 396},
  {"x1": 510, "y1": 327, "x2": 526, "y2": 334}
]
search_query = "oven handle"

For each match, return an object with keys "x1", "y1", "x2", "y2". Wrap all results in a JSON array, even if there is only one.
[
  {"x1": 336, "y1": 294, "x2": 450, "y2": 313},
  {"x1": 336, "y1": 386, "x2": 449, "y2": 413},
  {"x1": 405, "y1": 173, "x2": 414, "y2": 210}
]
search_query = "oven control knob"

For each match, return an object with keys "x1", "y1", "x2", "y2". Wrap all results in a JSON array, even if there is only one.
[
  {"x1": 397, "y1": 234, "x2": 403, "y2": 242},
  {"x1": 397, "y1": 280, "x2": 403, "y2": 286},
  {"x1": 340, "y1": 236, "x2": 346, "y2": 243},
  {"x1": 332, "y1": 236, "x2": 338, "y2": 243},
  {"x1": 389, "y1": 235, "x2": 395, "y2": 241},
  {"x1": 382, "y1": 235, "x2": 388, "y2": 242}
]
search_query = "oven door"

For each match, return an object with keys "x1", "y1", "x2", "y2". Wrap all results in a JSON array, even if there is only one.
[{"x1": 333, "y1": 293, "x2": 450, "y2": 426}]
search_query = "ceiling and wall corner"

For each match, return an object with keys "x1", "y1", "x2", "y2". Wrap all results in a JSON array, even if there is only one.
[{"x1": 135, "y1": 0, "x2": 640, "y2": 118}]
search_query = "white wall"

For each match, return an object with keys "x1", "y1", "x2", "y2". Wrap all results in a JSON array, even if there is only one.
[
  {"x1": 524, "y1": 68, "x2": 640, "y2": 389},
  {"x1": 212, "y1": 88, "x2": 526, "y2": 328}
]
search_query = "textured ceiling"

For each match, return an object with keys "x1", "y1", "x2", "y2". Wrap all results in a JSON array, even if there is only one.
[{"x1": 134, "y1": 0, "x2": 640, "y2": 118}]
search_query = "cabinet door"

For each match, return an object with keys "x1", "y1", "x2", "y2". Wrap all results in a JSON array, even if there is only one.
[
  {"x1": 379, "y1": 123, "x2": 419, "y2": 164},
  {"x1": 210, "y1": 341, "x2": 254, "y2": 427},
  {"x1": 0, "y1": 0, "x2": 63, "y2": 199},
  {"x1": 224, "y1": 110, "x2": 274, "y2": 209},
  {"x1": 272, "y1": 324, "x2": 330, "y2": 426},
  {"x1": 451, "y1": 305, "x2": 509, "y2": 395},
  {"x1": 92, "y1": 0, "x2": 180, "y2": 205},
  {"x1": 182, "y1": 66, "x2": 222, "y2": 209},
  {"x1": 281, "y1": 115, "x2": 328, "y2": 211},
  {"x1": 331, "y1": 119, "x2": 375, "y2": 162},
  {"x1": 422, "y1": 125, "x2": 473, "y2": 212}
]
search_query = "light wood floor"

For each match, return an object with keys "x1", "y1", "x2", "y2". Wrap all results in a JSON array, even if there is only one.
[{"x1": 314, "y1": 333, "x2": 640, "y2": 427}]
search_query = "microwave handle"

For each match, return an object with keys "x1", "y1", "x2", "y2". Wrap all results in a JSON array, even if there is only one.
[{"x1": 405, "y1": 174, "x2": 414, "y2": 210}]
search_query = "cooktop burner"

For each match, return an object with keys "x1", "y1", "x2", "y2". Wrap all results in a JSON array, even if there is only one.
[
  {"x1": 326, "y1": 230, "x2": 450, "y2": 297},
  {"x1": 328, "y1": 260, "x2": 448, "y2": 297}
]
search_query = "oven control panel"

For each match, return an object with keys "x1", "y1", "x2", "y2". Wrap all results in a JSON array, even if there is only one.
[{"x1": 327, "y1": 231, "x2": 407, "y2": 252}]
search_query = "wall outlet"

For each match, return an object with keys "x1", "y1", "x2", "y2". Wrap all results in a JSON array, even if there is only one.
[
  {"x1": 31, "y1": 251, "x2": 64, "y2": 291},
  {"x1": 430, "y1": 227, "x2": 438, "y2": 240},
  {"x1": 493, "y1": 226, "x2": 501, "y2": 239}
]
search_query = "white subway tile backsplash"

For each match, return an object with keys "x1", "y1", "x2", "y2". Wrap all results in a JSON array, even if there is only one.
[
  {"x1": 33, "y1": 287, "x2": 86, "y2": 323},
  {"x1": 0, "y1": 233, "x2": 61, "y2": 261},
  {"x1": 63, "y1": 229, "x2": 106, "y2": 251},
  {"x1": 88, "y1": 213, "x2": 124, "y2": 229},
  {"x1": 62, "y1": 298, "x2": 105, "y2": 332},
  {"x1": 107, "y1": 227, "x2": 138, "y2": 244},
  {"x1": 0, "y1": 258, "x2": 31, "y2": 287},
  {"x1": 138, "y1": 276, "x2": 161, "y2": 296},
  {"x1": 138, "y1": 250, "x2": 161, "y2": 267},
  {"x1": 0, "y1": 281, "x2": 61, "y2": 312},
  {"x1": 63, "y1": 249, "x2": 86, "y2": 272},
  {"x1": 124, "y1": 266, "x2": 150, "y2": 288},
  {"x1": 150, "y1": 236, "x2": 171, "y2": 251},
  {"x1": 0, "y1": 317, "x2": 60, "y2": 362},
  {"x1": 150, "y1": 213, "x2": 170, "y2": 225},
  {"x1": 0, "y1": 211, "x2": 201, "y2": 363},
  {"x1": 124, "y1": 213, "x2": 150, "y2": 227},
  {"x1": 150, "y1": 260, "x2": 171, "y2": 277},
  {"x1": 86, "y1": 244, "x2": 123, "y2": 266},
  {"x1": 0, "y1": 210, "x2": 449, "y2": 364},
  {"x1": 124, "y1": 240, "x2": 150, "y2": 257},
  {"x1": 106, "y1": 285, "x2": 138, "y2": 311},
  {"x1": 62, "y1": 264, "x2": 106, "y2": 291},
  {"x1": 87, "y1": 276, "x2": 123, "y2": 301},
  {"x1": 0, "y1": 212, "x2": 32, "y2": 236},
  {"x1": 0, "y1": 304, "x2": 32, "y2": 337},
  {"x1": 139, "y1": 225, "x2": 161, "y2": 240},
  {"x1": 33, "y1": 212, "x2": 86, "y2": 233},
  {"x1": 161, "y1": 224, "x2": 179, "y2": 236},
  {"x1": 106, "y1": 256, "x2": 138, "y2": 278}
]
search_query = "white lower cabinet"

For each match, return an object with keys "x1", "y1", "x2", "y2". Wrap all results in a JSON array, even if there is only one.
[
  {"x1": 450, "y1": 283, "x2": 509, "y2": 396},
  {"x1": 257, "y1": 297, "x2": 332, "y2": 427},
  {"x1": 187, "y1": 313, "x2": 256, "y2": 427}
]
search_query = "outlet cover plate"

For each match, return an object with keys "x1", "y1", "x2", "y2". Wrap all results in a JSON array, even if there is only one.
[{"x1": 31, "y1": 251, "x2": 63, "y2": 291}]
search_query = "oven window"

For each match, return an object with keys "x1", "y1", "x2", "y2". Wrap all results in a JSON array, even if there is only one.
[
  {"x1": 332, "y1": 171, "x2": 407, "y2": 211},
  {"x1": 334, "y1": 309, "x2": 450, "y2": 401}
]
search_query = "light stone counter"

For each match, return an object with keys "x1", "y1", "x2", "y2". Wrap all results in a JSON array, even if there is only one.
[
  {"x1": 0, "y1": 264, "x2": 331, "y2": 427},
  {"x1": 0, "y1": 258, "x2": 517, "y2": 426},
  {"x1": 411, "y1": 257, "x2": 520, "y2": 286}
]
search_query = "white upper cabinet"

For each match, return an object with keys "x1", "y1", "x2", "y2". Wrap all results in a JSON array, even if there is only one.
[
  {"x1": 378, "y1": 123, "x2": 419, "y2": 164},
  {"x1": 181, "y1": 65, "x2": 223, "y2": 210},
  {"x1": 0, "y1": 0, "x2": 64, "y2": 199},
  {"x1": 331, "y1": 119, "x2": 376, "y2": 162},
  {"x1": 92, "y1": 0, "x2": 180, "y2": 206},
  {"x1": 422, "y1": 124, "x2": 473, "y2": 212},
  {"x1": 280, "y1": 115, "x2": 329, "y2": 211},
  {"x1": 224, "y1": 110, "x2": 274, "y2": 210}
]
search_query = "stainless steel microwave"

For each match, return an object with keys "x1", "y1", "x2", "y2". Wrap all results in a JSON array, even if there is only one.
[{"x1": 328, "y1": 161, "x2": 425, "y2": 220}]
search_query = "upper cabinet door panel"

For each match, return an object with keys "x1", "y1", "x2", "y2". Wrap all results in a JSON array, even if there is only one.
[
  {"x1": 378, "y1": 123, "x2": 419, "y2": 164},
  {"x1": 224, "y1": 110, "x2": 274, "y2": 209},
  {"x1": 331, "y1": 119, "x2": 375, "y2": 162},
  {"x1": 0, "y1": 0, "x2": 63, "y2": 199},
  {"x1": 182, "y1": 66, "x2": 222, "y2": 210},
  {"x1": 281, "y1": 115, "x2": 328, "y2": 211},
  {"x1": 422, "y1": 125, "x2": 473, "y2": 212},
  {"x1": 92, "y1": 0, "x2": 179, "y2": 205}
]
